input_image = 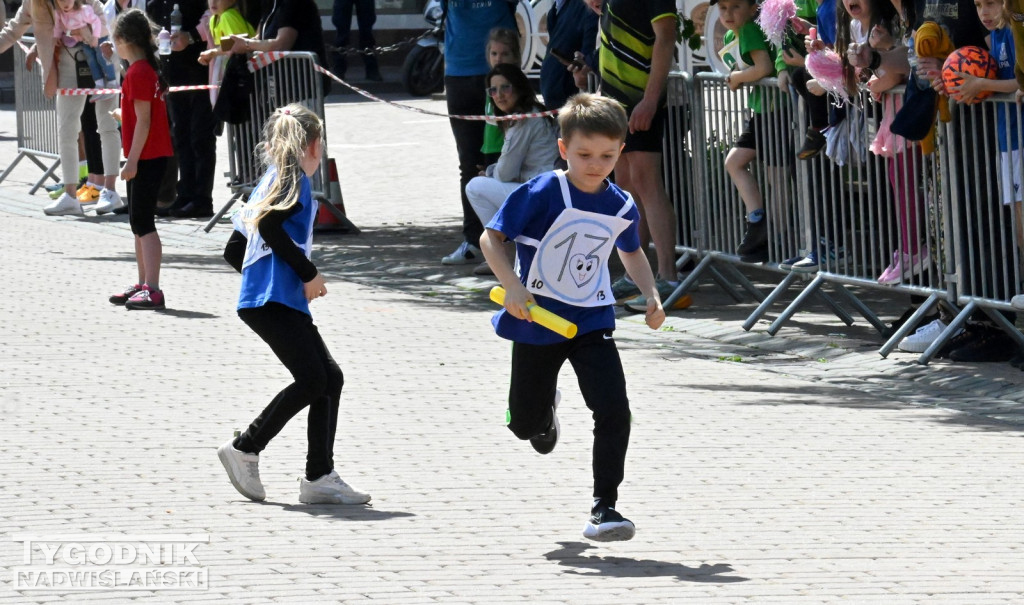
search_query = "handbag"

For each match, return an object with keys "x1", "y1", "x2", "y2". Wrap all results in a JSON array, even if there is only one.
[
  {"x1": 890, "y1": 71, "x2": 938, "y2": 141},
  {"x1": 69, "y1": 47, "x2": 94, "y2": 89},
  {"x1": 213, "y1": 53, "x2": 255, "y2": 124}
]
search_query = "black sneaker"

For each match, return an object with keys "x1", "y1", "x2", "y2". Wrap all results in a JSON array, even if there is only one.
[
  {"x1": 948, "y1": 326, "x2": 1017, "y2": 363},
  {"x1": 739, "y1": 243, "x2": 768, "y2": 263},
  {"x1": 797, "y1": 128, "x2": 826, "y2": 160},
  {"x1": 529, "y1": 390, "x2": 560, "y2": 455},
  {"x1": 583, "y1": 502, "x2": 636, "y2": 542},
  {"x1": 736, "y1": 219, "x2": 767, "y2": 257},
  {"x1": 935, "y1": 323, "x2": 984, "y2": 359}
]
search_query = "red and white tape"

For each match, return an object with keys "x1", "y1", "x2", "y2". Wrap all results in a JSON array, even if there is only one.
[
  {"x1": 56, "y1": 83, "x2": 218, "y2": 96},
  {"x1": 248, "y1": 50, "x2": 558, "y2": 122}
]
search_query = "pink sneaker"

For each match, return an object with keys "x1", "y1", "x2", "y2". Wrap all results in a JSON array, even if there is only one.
[
  {"x1": 879, "y1": 247, "x2": 931, "y2": 285},
  {"x1": 878, "y1": 251, "x2": 902, "y2": 284},
  {"x1": 109, "y1": 283, "x2": 143, "y2": 305},
  {"x1": 124, "y1": 285, "x2": 165, "y2": 310},
  {"x1": 905, "y1": 246, "x2": 930, "y2": 279}
]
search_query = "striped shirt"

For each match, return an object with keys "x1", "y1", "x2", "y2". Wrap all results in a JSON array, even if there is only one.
[{"x1": 598, "y1": 0, "x2": 677, "y2": 107}]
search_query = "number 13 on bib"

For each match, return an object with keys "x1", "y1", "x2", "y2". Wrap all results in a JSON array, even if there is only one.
[{"x1": 522, "y1": 171, "x2": 633, "y2": 307}]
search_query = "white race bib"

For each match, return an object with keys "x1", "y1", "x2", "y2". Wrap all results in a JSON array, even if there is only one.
[
  {"x1": 520, "y1": 171, "x2": 633, "y2": 307},
  {"x1": 232, "y1": 174, "x2": 314, "y2": 270},
  {"x1": 719, "y1": 37, "x2": 750, "y2": 72}
]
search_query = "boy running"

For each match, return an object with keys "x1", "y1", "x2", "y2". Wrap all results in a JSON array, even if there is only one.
[{"x1": 479, "y1": 93, "x2": 666, "y2": 541}]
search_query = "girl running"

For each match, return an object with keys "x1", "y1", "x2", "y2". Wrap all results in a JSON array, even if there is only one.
[{"x1": 218, "y1": 103, "x2": 370, "y2": 505}]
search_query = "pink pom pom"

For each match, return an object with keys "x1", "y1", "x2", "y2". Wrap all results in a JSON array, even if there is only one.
[
  {"x1": 756, "y1": 0, "x2": 797, "y2": 48},
  {"x1": 806, "y1": 48, "x2": 849, "y2": 104}
]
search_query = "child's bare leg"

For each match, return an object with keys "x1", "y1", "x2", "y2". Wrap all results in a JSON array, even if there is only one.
[
  {"x1": 725, "y1": 147, "x2": 763, "y2": 213},
  {"x1": 134, "y1": 235, "x2": 146, "y2": 285},
  {"x1": 139, "y1": 231, "x2": 162, "y2": 289}
]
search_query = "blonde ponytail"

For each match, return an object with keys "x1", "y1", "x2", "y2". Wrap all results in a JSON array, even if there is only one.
[{"x1": 248, "y1": 104, "x2": 324, "y2": 229}]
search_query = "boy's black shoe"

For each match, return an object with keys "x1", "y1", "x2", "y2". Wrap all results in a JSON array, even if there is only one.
[
  {"x1": 948, "y1": 326, "x2": 1017, "y2": 363},
  {"x1": 797, "y1": 128, "x2": 826, "y2": 160},
  {"x1": 739, "y1": 244, "x2": 769, "y2": 264},
  {"x1": 583, "y1": 502, "x2": 636, "y2": 542},
  {"x1": 529, "y1": 390, "x2": 560, "y2": 455},
  {"x1": 736, "y1": 219, "x2": 767, "y2": 257}
]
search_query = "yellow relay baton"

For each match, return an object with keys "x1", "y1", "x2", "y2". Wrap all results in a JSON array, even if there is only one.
[{"x1": 489, "y1": 286, "x2": 578, "y2": 339}]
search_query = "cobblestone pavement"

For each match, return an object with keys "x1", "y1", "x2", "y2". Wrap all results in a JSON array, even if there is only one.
[{"x1": 0, "y1": 95, "x2": 1022, "y2": 604}]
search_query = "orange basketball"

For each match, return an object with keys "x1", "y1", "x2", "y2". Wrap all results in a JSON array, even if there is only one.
[{"x1": 941, "y1": 46, "x2": 998, "y2": 103}]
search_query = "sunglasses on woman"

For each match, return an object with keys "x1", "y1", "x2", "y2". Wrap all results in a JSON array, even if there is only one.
[{"x1": 486, "y1": 83, "x2": 514, "y2": 96}]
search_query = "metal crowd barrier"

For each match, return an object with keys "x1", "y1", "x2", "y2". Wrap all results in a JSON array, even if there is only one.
[
  {"x1": 205, "y1": 51, "x2": 354, "y2": 233},
  {"x1": 755, "y1": 86, "x2": 953, "y2": 352},
  {"x1": 0, "y1": 38, "x2": 62, "y2": 193},
  {"x1": 662, "y1": 71, "x2": 1024, "y2": 365},
  {"x1": 664, "y1": 71, "x2": 854, "y2": 323},
  {"x1": 921, "y1": 95, "x2": 1024, "y2": 359}
]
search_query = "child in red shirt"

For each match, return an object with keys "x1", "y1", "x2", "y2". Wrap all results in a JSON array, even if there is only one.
[{"x1": 108, "y1": 9, "x2": 174, "y2": 310}]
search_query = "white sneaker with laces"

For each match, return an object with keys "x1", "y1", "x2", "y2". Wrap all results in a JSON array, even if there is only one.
[
  {"x1": 441, "y1": 241, "x2": 481, "y2": 265},
  {"x1": 299, "y1": 470, "x2": 371, "y2": 504},
  {"x1": 898, "y1": 318, "x2": 960, "y2": 353},
  {"x1": 94, "y1": 188, "x2": 126, "y2": 214},
  {"x1": 43, "y1": 192, "x2": 85, "y2": 216},
  {"x1": 217, "y1": 439, "x2": 266, "y2": 501}
]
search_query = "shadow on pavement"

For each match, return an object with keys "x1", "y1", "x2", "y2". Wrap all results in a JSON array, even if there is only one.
[
  {"x1": 694, "y1": 381, "x2": 1024, "y2": 433},
  {"x1": 263, "y1": 501, "x2": 415, "y2": 521},
  {"x1": 158, "y1": 309, "x2": 220, "y2": 319},
  {"x1": 543, "y1": 541, "x2": 748, "y2": 583}
]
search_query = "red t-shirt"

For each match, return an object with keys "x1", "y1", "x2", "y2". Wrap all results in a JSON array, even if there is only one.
[{"x1": 121, "y1": 61, "x2": 173, "y2": 160}]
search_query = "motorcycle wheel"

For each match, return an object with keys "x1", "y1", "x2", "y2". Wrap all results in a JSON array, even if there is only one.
[{"x1": 402, "y1": 45, "x2": 444, "y2": 97}]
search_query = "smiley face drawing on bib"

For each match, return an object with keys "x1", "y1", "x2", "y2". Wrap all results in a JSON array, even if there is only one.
[{"x1": 569, "y1": 253, "x2": 598, "y2": 288}]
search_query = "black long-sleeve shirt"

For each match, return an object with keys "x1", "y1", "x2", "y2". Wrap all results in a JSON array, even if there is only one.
[{"x1": 223, "y1": 204, "x2": 317, "y2": 282}]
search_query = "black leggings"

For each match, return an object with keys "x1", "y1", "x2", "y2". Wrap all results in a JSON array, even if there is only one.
[
  {"x1": 235, "y1": 303, "x2": 344, "y2": 481},
  {"x1": 508, "y1": 330, "x2": 631, "y2": 505},
  {"x1": 127, "y1": 157, "x2": 168, "y2": 236},
  {"x1": 81, "y1": 102, "x2": 103, "y2": 176}
]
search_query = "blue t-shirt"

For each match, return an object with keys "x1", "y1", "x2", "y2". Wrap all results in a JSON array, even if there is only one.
[
  {"x1": 816, "y1": 0, "x2": 837, "y2": 46},
  {"x1": 487, "y1": 171, "x2": 641, "y2": 345},
  {"x1": 238, "y1": 171, "x2": 317, "y2": 315},
  {"x1": 444, "y1": 0, "x2": 517, "y2": 76},
  {"x1": 991, "y1": 27, "x2": 1021, "y2": 153}
]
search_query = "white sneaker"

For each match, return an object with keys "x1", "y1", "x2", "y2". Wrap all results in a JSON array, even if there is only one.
[
  {"x1": 217, "y1": 439, "x2": 266, "y2": 501},
  {"x1": 94, "y1": 188, "x2": 125, "y2": 214},
  {"x1": 1012, "y1": 294, "x2": 1024, "y2": 310},
  {"x1": 583, "y1": 502, "x2": 636, "y2": 542},
  {"x1": 898, "y1": 318, "x2": 960, "y2": 353},
  {"x1": 298, "y1": 470, "x2": 371, "y2": 504},
  {"x1": 441, "y1": 241, "x2": 482, "y2": 265},
  {"x1": 43, "y1": 192, "x2": 85, "y2": 216}
]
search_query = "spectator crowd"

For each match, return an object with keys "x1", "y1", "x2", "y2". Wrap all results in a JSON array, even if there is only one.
[{"x1": 0, "y1": 0, "x2": 1022, "y2": 369}]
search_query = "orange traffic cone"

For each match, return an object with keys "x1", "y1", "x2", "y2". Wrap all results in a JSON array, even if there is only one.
[{"x1": 315, "y1": 158, "x2": 359, "y2": 233}]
